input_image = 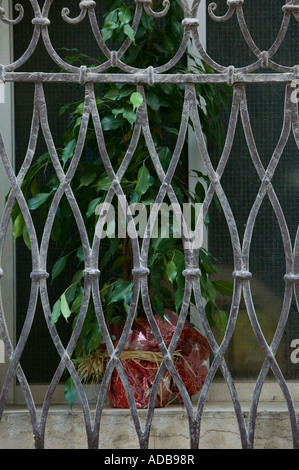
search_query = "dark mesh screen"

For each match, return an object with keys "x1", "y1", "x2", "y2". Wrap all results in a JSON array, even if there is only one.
[
  {"x1": 13, "y1": 0, "x2": 299, "y2": 383},
  {"x1": 207, "y1": 0, "x2": 299, "y2": 379},
  {"x1": 13, "y1": 0, "x2": 106, "y2": 382},
  {"x1": 12, "y1": 0, "x2": 188, "y2": 383}
]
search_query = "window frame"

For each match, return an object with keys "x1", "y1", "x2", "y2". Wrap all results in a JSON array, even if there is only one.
[
  {"x1": 1, "y1": 0, "x2": 298, "y2": 408},
  {"x1": 0, "y1": 0, "x2": 16, "y2": 403}
]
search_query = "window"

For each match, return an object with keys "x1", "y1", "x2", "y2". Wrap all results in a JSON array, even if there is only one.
[
  {"x1": 8, "y1": 0, "x2": 207, "y2": 398},
  {"x1": 2, "y1": 0, "x2": 298, "y2": 409},
  {"x1": 207, "y1": 0, "x2": 299, "y2": 381}
]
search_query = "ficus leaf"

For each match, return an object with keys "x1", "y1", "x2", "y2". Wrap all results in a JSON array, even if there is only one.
[
  {"x1": 79, "y1": 171, "x2": 96, "y2": 188},
  {"x1": 61, "y1": 293, "x2": 72, "y2": 322},
  {"x1": 62, "y1": 139, "x2": 76, "y2": 166},
  {"x1": 135, "y1": 166, "x2": 151, "y2": 196},
  {"x1": 130, "y1": 92, "x2": 143, "y2": 111},
  {"x1": 109, "y1": 281, "x2": 133, "y2": 304},
  {"x1": 86, "y1": 198, "x2": 101, "y2": 218},
  {"x1": 50, "y1": 217, "x2": 61, "y2": 242},
  {"x1": 165, "y1": 259, "x2": 177, "y2": 284},
  {"x1": 123, "y1": 23, "x2": 135, "y2": 43},
  {"x1": 174, "y1": 288, "x2": 184, "y2": 311},
  {"x1": 101, "y1": 115, "x2": 123, "y2": 130},
  {"x1": 71, "y1": 293, "x2": 83, "y2": 314},
  {"x1": 215, "y1": 310, "x2": 228, "y2": 332},
  {"x1": 13, "y1": 212, "x2": 25, "y2": 239},
  {"x1": 118, "y1": 7, "x2": 131, "y2": 25},
  {"x1": 51, "y1": 255, "x2": 68, "y2": 281},
  {"x1": 27, "y1": 193, "x2": 51, "y2": 210},
  {"x1": 146, "y1": 93, "x2": 160, "y2": 111},
  {"x1": 51, "y1": 298, "x2": 61, "y2": 325},
  {"x1": 97, "y1": 176, "x2": 112, "y2": 191},
  {"x1": 22, "y1": 225, "x2": 31, "y2": 250},
  {"x1": 104, "y1": 88, "x2": 122, "y2": 100},
  {"x1": 123, "y1": 109, "x2": 136, "y2": 126},
  {"x1": 151, "y1": 296, "x2": 164, "y2": 317},
  {"x1": 213, "y1": 280, "x2": 234, "y2": 297},
  {"x1": 64, "y1": 376, "x2": 78, "y2": 407}
]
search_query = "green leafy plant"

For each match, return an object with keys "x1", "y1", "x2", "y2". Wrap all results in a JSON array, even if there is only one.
[{"x1": 11, "y1": 0, "x2": 232, "y2": 402}]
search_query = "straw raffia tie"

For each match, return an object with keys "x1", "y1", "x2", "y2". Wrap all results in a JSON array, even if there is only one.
[{"x1": 76, "y1": 349, "x2": 185, "y2": 384}]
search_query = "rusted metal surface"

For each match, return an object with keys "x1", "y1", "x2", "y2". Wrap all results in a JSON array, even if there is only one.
[{"x1": 0, "y1": 0, "x2": 299, "y2": 449}]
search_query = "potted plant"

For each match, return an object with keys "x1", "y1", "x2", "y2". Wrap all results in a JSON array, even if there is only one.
[{"x1": 11, "y1": 0, "x2": 232, "y2": 406}]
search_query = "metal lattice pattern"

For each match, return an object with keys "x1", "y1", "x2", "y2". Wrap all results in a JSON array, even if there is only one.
[{"x1": 0, "y1": 0, "x2": 299, "y2": 449}]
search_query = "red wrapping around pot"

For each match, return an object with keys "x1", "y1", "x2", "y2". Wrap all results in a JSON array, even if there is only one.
[{"x1": 107, "y1": 310, "x2": 210, "y2": 408}]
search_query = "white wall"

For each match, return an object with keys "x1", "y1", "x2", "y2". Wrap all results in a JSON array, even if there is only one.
[
  {"x1": 188, "y1": 0, "x2": 207, "y2": 211},
  {"x1": 0, "y1": 403, "x2": 295, "y2": 449},
  {"x1": 188, "y1": 1, "x2": 207, "y2": 333},
  {"x1": 0, "y1": 1, "x2": 15, "y2": 402}
]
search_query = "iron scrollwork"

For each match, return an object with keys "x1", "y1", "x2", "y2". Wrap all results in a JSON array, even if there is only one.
[{"x1": 0, "y1": 0, "x2": 299, "y2": 450}]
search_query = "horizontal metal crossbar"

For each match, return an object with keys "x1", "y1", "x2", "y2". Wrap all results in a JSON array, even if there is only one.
[{"x1": 1, "y1": 71, "x2": 299, "y2": 85}]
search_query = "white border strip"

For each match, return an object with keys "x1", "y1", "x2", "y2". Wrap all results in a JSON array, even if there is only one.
[
  {"x1": 0, "y1": 340, "x2": 4, "y2": 363},
  {"x1": 0, "y1": 81, "x2": 4, "y2": 103}
]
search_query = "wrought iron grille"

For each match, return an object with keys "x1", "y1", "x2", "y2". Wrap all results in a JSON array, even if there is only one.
[{"x1": 0, "y1": 0, "x2": 299, "y2": 449}]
